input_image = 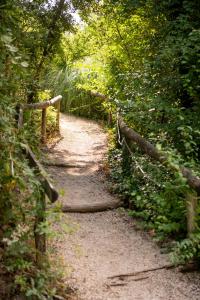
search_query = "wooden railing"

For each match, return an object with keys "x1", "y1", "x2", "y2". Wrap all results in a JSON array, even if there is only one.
[
  {"x1": 18, "y1": 95, "x2": 62, "y2": 143},
  {"x1": 22, "y1": 144, "x2": 59, "y2": 265},
  {"x1": 75, "y1": 89, "x2": 200, "y2": 236},
  {"x1": 117, "y1": 115, "x2": 200, "y2": 236},
  {"x1": 16, "y1": 96, "x2": 62, "y2": 265}
]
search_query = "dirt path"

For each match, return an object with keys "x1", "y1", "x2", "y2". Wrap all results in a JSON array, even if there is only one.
[{"x1": 47, "y1": 114, "x2": 200, "y2": 300}]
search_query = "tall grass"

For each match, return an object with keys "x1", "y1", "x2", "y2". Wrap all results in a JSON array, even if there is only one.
[{"x1": 43, "y1": 65, "x2": 106, "y2": 120}]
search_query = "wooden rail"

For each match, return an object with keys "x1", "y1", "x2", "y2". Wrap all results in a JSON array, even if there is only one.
[
  {"x1": 22, "y1": 143, "x2": 59, "y2": 265},
  {"x1": 117, "y1": 115, "x2": 200, "y2": 236},
  {"x1": 84, "y1": 90, "x2": 200, "y2": 236},
  {"x1": 118, "y1": 116, "x2": 200, "y2": 193},
  {"x1": 16, "y1": 96, "x2": 62, "y2": 265},
  {"x1": 18, "y1": 95, "x2": 62, "y2": 143}
]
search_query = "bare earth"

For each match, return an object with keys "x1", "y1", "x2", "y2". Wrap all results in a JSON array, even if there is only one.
[{"x1": 47, "y1": 113, "x2": 200, "y2": 300}]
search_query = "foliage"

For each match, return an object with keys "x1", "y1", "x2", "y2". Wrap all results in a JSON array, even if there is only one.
[
  {"x1": 42, "y1": 56, "x2": 107, "y2": 119},
  {"x1": 171, "y1": 233, "x2": 200, "y2": 264},
  {"x1": 108, "y1": 144, "x2": 188, "y2": 238},
  {"x1": 1, "y1": 0, "x2": 200, "y2": 290},
  {"x1": 60, "y1": 0, "x2": 200, "y2": 263},
  {"x1": 0, "y1": 0, "x2": 83, "y2": 298}
]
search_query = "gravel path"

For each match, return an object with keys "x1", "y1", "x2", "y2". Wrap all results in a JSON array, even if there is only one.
[{"x1": 47, "y1": 114, "x2": 200, "y2": 300}]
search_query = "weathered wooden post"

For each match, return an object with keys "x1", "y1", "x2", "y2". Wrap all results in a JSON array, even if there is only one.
[
  {"x1": 186, "y1": 192, "x2": 198, "y2": 236},
  {"x1": 41, "y1": 108, "x2": 47, "y2": 144},
  {"x1": 22, "y1": 95, "x2": 62, "y2": 144},
  {"x1": 56, "y1": 99, "x2": 61, "y2": 133}
]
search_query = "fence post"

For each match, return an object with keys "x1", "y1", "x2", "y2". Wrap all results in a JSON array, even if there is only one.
[
  {"x1": 108, "y1": 109, "x2": 113, "y2": 126},
  {"x1": 34, "y1": 190, "x2": 46, "y2": 266},
  {"x1": 186, "y1": 192, "x2": 198, "y2": 236},
  {"x1": 56, "y1": 100, "x2": 60, "y2": 133},
  {"x1": 41, "y1": 108, "x2": 47, "y2": 143}
]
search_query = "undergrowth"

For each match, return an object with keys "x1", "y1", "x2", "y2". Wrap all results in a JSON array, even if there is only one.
[
  {"x1": 108, "y1": 131, "x2": 200, "y2": 265},
  {"x1": 0, "y1": 200, "x2": 76, "y2": 299}
]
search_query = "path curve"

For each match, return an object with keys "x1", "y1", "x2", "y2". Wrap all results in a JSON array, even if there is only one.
[
  {"x1": 47, "y1": 114, "x2": 200, "y2": 300},
  {"x1": 47, "y1": 114, "x2": 120, "y2": 211}
]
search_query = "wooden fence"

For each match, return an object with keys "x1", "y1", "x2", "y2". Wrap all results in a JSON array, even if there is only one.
[
  {"x1": 86, "y1": 90, "x2": 200, "y2": 235},
  {"x1": 22, "y1": 144, "x2": 58, "y2": 265},
  {"x1": 18, "y1": 95, "x2": 62, "y2": 143},
  {"x1": 117, "y1": 115, "x2": 200, "y2": 236},
  {"x1": 16, "y1": 95, "x2": 62, "y2": 265}
]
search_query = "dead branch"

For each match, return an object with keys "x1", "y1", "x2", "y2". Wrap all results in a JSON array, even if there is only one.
[
  {"x1": 43, "y1": 161, "x2": 84, "y2": 168},
  {"x1": 108, "y1": 283, "x2": 128, "y2": 287},
  {"x1": 108, "y1": 264, "x2": 178, "y2": 280},
  {"x1": 108, "y1": 276, "x2": 149, "y2": 287},
  {"x1": 130, "y1": 276, "x2": 149, "y2": 282}
]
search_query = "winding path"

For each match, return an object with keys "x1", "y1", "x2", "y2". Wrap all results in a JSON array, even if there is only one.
[{"x1": 47, "y1": 114, "x2": 200, "y2": 300}]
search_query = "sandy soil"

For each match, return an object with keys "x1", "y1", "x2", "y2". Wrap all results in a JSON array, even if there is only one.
[{"x1": 47, "y1": 113, "x2": 200, "y2": 300}]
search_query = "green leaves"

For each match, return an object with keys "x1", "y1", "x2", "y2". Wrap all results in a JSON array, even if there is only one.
[
  {"x1": 0, "y1": 1, "x2": 77, "y2": 298},
  {"x1": 1, "y1": 34, "x2": 13, "y2": 44},
  {"x1": 21, "y1": 61, "x2": 29, "y2": 68}
]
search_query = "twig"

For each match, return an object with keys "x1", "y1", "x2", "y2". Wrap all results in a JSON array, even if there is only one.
[
  {"x1": 108, "y1": 264, "x2": 178, "y2": 279},
  {"x1": 130, "y1": 276, "x2": 149, "y2": 282},
  {"x1": 43, "y1": 161, "x2": 84, "y2": 168},
  {"x1": 107, "y1": 276, "x2": 149, "y2": 288},
  {"x1": 108, "y1": 283, "x2": 128, "y2": 287}
]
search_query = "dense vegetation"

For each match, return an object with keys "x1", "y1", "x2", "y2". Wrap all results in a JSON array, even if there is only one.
[
  {"x1": 58, "y1": 0, "x2": 200, "y2": 264},
  {"x1": 1, "y1": 0, "x2": 200, "y2": 298},
  {"x1": 0, "y1": 0, "x2": 92, "y2": 298}
]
